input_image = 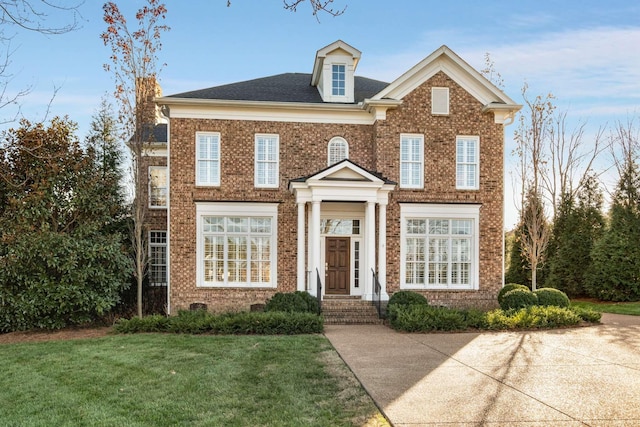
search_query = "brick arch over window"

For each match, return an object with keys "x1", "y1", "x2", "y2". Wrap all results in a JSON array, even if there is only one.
[{"x1": 327, "y1": 137, "x2": 349, "y2": 166}]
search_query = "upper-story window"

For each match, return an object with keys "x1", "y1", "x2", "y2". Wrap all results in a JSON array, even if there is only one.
[
  {"x1": 332, "y1": 64, "x2": 346, "y2": 96},
  {"x1": 149, "y1": 166, "x2": 167, "y2": 208},
  {"x1": 456, "y1": 136, "x2": 479, "y2": 190},
  {"x1": 196, "y1": 132, "x2": 220, "y2": 186},
  {"x1": 255, "y1": 134, "x2": 279, "y2": 188},
  {"x1": 328, "y1": 137, "x2": 349, "y2": 165},
  {"x1": 432, "y1": 87, "x2": 449, "y2": 115},
  {"x1": 400, "y1": 134, "x2": 424, "y2": 189}
]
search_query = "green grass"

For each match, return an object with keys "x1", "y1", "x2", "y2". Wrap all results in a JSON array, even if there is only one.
[
  {"x1": 571, "y1": 299, "x2": 640, "y2": 316},
  {"x1": 0, "y1": 334, "x2": 387, "y2": 427}
]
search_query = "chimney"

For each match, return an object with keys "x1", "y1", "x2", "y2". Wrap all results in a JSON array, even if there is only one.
[{"x1": 136, "y1": 76, "x2": 163, "y2": 127}]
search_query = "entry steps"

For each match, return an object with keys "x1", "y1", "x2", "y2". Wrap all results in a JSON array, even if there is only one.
[{"x1": 322, "y1": 296, "x2": 383, "y2": 325}]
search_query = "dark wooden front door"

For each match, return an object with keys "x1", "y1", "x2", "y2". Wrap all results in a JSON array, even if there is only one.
[{"x1": 326, "y1": 237, "x2": 350, "y2": 295}]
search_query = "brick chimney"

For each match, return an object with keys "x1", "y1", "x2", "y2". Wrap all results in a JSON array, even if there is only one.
[{"x1": 136, "y1": 76, "x2": 163, "y2": 126}]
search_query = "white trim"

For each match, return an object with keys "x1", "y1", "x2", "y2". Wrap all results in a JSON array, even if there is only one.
[
  {"x1": 159, "y1": 99, "x2": 378, "y2": 125},
  {"x1": 254, "y1": 134, "x2": 279, "y2": 188},
  {"x1": 195, "y1": 203, "x2": 278, "y2": 288},
  {"x1": 456, "y1": 135, "x2": 480, "y2": 190},
  {"x1": 399, "y1": 134, "x2": 424, "y2": 189},
  {"x1": 195, "y1": 132, "x2": 220, "y2": 187},
  {"x1": 399, "y1": 203, "x2": 480, "y2": 291},
  {"x1": 148, "y1": 230, "x2": 167, "y2": 286}
]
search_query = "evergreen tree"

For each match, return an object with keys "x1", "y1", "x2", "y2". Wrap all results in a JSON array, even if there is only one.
[
  {"x1": 586, "y1": 159, "x2": 640, "y2": 301},
  {"x1": 0, "y1": 117, "x2": 131, "y2": 331},
  {"x1": 505, "y1": 223, "x2": 531, "y2": 288},
  {"x1": 546, "y1": 177, "x2": 605, "y2": 297}
]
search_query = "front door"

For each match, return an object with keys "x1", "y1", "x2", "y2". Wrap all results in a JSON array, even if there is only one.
[{"x1": 325, "y1": 237, "x2": 350, "y2": 295}]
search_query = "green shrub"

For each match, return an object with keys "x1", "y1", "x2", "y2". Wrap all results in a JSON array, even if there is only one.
[
  {"x1": 388, "y1": 291, "x2": 429, "y2": 308},
  {"x1": 497, "y1": 283, "x2": 529, "y2": 306},
  {"x1": 113, "y1": 310, "x2": 323, "y2": 335},
  {"x1": 534, "y1": 288, "x2": 570, "y2": 308},
  {"x1": 389, "y1": 305, "x2": 467, "y2": 332},
  {"x1": 265, "y1": 291, "x2": 320, "y2": 314},
  {"x1": 462, "y1": 308, "x2": 489, "y2": 329},
  {"x1": 500, "y1": 288, "x2": 538, "y2": 310},
  {"x1": 486, "y1": 306, "x2": 581, "y2": 329},
  {"x1": 570, "y1": 306, "x2": 602, "y2": 323}
]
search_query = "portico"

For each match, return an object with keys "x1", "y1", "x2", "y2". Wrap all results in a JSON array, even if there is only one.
[{"x1": 289, "y1": 160, "x2": 395, "y2": 301}]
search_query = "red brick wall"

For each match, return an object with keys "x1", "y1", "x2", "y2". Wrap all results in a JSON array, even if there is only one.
[
  {"x1": 376, "y1": 72, "x2": 504, "y2": 309},
  {"x1": 168, "y1": 71, "x2": 505, "y2": 312}
]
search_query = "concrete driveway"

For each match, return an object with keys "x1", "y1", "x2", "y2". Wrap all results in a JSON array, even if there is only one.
[{"x1": 325, "y1": 314, "x2": 640, "y2": 426}]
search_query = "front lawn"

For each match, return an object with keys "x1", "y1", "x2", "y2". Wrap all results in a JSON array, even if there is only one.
[
  {"x1": 571, "y1": 299, "x2": 640, "y2": 316},
  {"x1": 0, "y1": 334, "x2": 387, "y2": 427}
]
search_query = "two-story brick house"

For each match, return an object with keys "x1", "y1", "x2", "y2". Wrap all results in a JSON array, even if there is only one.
[{"x1": 149, "y1": 40, "x2": 520, "y2": 314}]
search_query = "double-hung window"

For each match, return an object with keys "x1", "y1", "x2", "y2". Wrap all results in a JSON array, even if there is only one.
[
  {"x1": 255, "y1": 134, "x2": 279, "y2": 188},
  {"x1": 149, "y1": 166, "x2": 167, "y2": 208},
  {"x1": 149, "y1": 231, "x2": 167, "y2": 286},
  {"x1": 196, "y1": 132, "x2": 220, "y2": 186},
  {"x1": 400, "y1": 204, "x2": 479, "y2": 290},
  {"x1": 456, "y1": 136, "x2": 479, "y2": 190},
  {"x1": 400, "y1": 134, "x2": 424, "y2": 189},
  {"x1": 332, "y1": 64, "x2": 346, "y2": 96},
  {"x1": 197, "y1": 203, "x2": 277, "y2": 288}
]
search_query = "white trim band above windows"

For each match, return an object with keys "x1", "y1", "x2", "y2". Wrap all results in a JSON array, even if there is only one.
[
  {"x1": 196, "y1": 203, "x2": 278, "y2": 288},
  {"x1": 400, "y1": 204, "x2": 480, "y2": 291},
  {"x1": 400, "y1": 134, "x2": 424, "y2": 189},
  {"x1": 255, "y1": 134, "x2": 279, "y2": 188},
  {"x1": 456, "y1": 135, "x2": 479, "y2": 190},
  {"x1": 196, "y1": 132, "x2": 221, "y2": 186}
]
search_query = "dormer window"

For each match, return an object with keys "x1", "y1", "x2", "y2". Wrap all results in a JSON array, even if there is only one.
[
  {"x1": 332, "y1": 64, "x2": 346, "y2": 96},
  {"x1": 311, "y1": 40, "x2": 361, "y2": 103}
]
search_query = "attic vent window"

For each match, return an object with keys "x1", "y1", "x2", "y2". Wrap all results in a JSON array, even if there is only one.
[
  {"x1": 332, "y1": 64, "x2": 346, "y2": 96},
  {"x1": 432, "y1": 87, "x2": 450, "y2": 115}
]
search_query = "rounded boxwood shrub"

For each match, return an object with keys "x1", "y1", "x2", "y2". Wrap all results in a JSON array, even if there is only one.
[
  {"x1": 534, "y1": 288, "x2": 570, "y2": 308},
  {"x1": 265, "y1": 291, "x2": 319, "y2": 314},
  {"x1": 498, "y1": 283, "x2": 529, "y2": 306},
  {"x1": 500, "y1": 288, "x2": 538, "y2": 310},
  {"x1": 387, "y1": 291, "x2": 429, "y2": 322},
  {"x1": 388, "y1": 291, "x2": 429, "y2": 308}
]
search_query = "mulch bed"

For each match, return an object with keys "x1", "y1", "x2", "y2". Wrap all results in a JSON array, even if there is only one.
[{"x1": 0, "y1": 326, "x2": 112, "y2": 345}]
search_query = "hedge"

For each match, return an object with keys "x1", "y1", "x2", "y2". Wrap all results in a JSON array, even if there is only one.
[{"x1": 113, "y1": 310, "x2": 323, "y2": 335}]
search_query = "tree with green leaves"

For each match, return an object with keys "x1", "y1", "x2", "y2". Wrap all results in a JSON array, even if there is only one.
[{"x1": 0, "y1": 117, "x2": 131, "y2": 332}]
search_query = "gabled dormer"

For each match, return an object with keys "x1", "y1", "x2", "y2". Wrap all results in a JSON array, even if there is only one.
[{"x1": 311, "y1": 40, "x2": 361, "y2": 103}]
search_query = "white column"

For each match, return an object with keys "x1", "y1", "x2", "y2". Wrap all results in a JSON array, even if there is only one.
[
  {"x1": 365, "y1": 201, "x2": 376, "y2": 301},
  {"x1": 296, "y1": 202, "x2": 306, "y2": 292},
  {"x1": 310, "y1": 201, "x2": 321, "y2": 298},
  {"x1": 378, "y1": 202, "x2": 388, "y2": 300}
]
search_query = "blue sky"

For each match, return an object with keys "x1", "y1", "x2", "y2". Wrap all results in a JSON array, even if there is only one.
[{"x1": 2, "y1": 0, "x2": 640, "y2": 227}]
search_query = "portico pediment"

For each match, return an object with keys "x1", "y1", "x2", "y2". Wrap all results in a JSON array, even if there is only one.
[{"x1": 289, "y1": 159, "x2": 395, "y2": 203}]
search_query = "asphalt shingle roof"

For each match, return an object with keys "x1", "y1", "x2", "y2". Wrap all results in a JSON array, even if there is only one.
[{"x1": 167, "y1": 73, "x2": 389, "y2": 104}]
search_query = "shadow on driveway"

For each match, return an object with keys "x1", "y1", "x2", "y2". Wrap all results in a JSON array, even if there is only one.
[{"x1": 325, "y1": 314, "x2": 640, "y2": 426}]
